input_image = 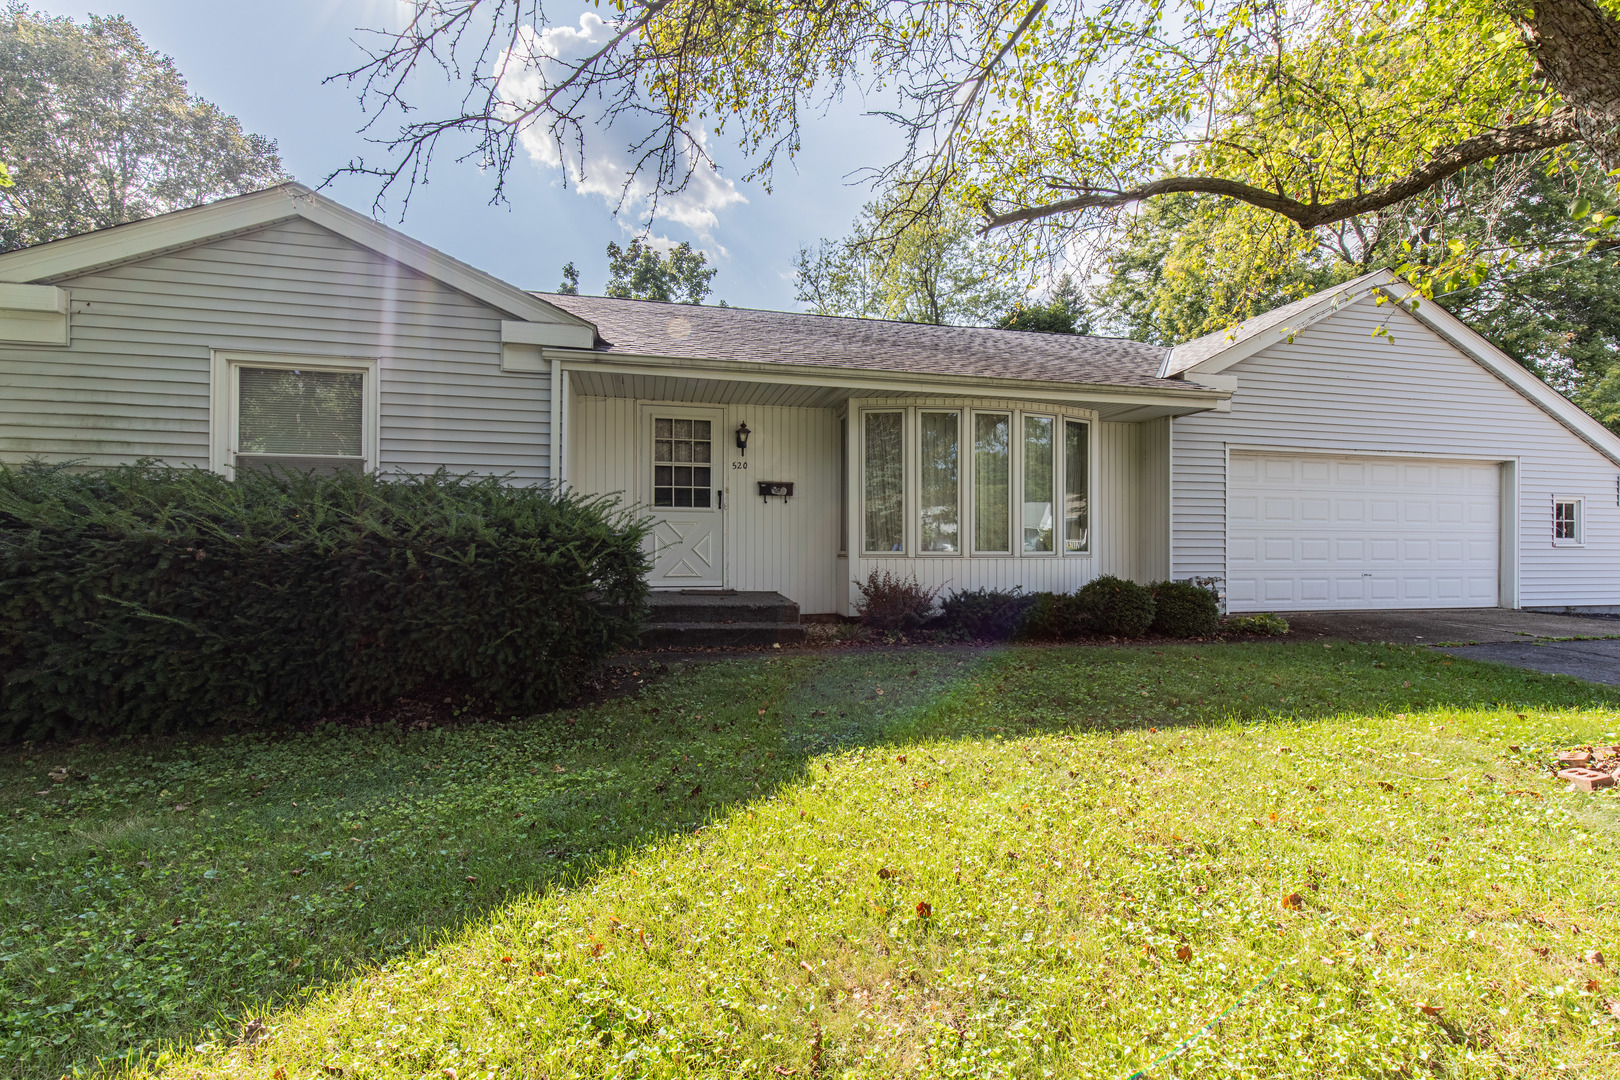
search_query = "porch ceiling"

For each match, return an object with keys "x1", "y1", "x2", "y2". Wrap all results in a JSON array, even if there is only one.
[{"x1": 565, "y1": 366, "x2": 1218, "y2": 421}]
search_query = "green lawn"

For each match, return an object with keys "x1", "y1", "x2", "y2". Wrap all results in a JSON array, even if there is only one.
[{"x1": 3, "y1": 642, "x2": 1619, "y2": 1078}]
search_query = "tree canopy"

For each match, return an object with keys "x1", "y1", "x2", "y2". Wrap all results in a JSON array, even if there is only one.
[
  {"x1": 0, "y1": 3, "x2": 288, "y2": 252},
  {"x1": 604, "y1": 238, "x2": 719, "y2": 303},
  {"x1": 340, "y1": 0, "x2": 1619, "y2": 277},
  {"x1": 794, "y1": 192, "x2": 1015, "y2": 324}
]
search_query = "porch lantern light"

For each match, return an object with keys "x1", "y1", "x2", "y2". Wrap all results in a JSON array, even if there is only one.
[{"x1": 735, "y1": 421, "x2": 751, "y2": 456}]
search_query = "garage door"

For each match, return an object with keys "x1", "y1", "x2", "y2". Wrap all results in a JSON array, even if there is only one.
[{"x1": 1227, "y1": 452, "x2": 1500, "y2": 612}]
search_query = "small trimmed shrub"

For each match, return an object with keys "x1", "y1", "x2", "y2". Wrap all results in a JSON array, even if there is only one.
[
  {"x1": 1224, "y1": 612, "x2": 1291, "y2": 636},
  {"x1": 1149, "y1": 580, "x2": 1220, "y2": 638},
  {"x1": 1075, "y1": 575, "x2": 1156, "y2": 638},
  {"x1": 934, "y1": 588, "x2": 1037, "y2": 640},
  {"x1": 1020, "y1": 592, "x2": 1089, "y2": 641},
  {"x1": 854, "y1": 569, "x2": 937, "y2": 633},
  {"x1": 0, "y1": 462, "x2": 650, "y2": 742}
]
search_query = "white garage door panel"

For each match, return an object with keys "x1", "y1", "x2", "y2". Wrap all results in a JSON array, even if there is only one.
[{"x1": 1228, "y1": 452, "x2": 1499, "y2": 612}]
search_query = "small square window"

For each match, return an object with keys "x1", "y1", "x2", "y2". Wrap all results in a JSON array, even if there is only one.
[{"x1": 1553, "y1": 499, "x2": 1582, "y2": 545}]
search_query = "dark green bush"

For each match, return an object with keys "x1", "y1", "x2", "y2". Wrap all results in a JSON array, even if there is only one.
[
  {"x1": 1020, "y1": 592, "x2": 1089, "y2": 641},
  {"x1": 1075, "y1": 575, "x2": 1156, "y2": 637},
  {"x1": 934, "y1": 588, "x2": 1038, "y2": 640},
  {"x1": 1149, "y1": 580, "x2": 1220, "y2": 638},
  {"x1": 0, "y1": 462, "x2": 650, "y2": 742}
]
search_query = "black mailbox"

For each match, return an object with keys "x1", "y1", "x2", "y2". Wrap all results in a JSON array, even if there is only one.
[{"x1": 757, "y1": 481, "x2": 794, "y2": 502}]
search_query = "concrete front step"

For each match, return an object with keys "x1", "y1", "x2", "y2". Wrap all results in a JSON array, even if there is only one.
[
  {"x1": 640, "y1": 590, "x2": 805, "y2": 647},
  {"x1": 638, "y1": 622, "x2": 808, "y2": 648},
  {"x1": 643, "y1": 590, "x2": 801, "y2": 626}
]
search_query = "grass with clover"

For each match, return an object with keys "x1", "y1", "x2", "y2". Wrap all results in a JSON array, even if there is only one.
[{"x1": 4, "y1": 641, "x2": 1619, "y2": 1078}]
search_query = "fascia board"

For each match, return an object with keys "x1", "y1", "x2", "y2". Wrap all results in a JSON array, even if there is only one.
[
  {"x1": 1170, "y1": 274, "x2": 1396, "y2": 378},
  {"x1": 549, "y1": 349, "x2": 1229, "y2": 412},
  {"x1": 501, "y1": 320, "x2": 595, "y2": 349},
  {"x1": 1383, "y1": 282, "x2": 1620, "y2": 468},
  {"x1": 0, "y1": 188, "x2": 303, "y2": 283}
]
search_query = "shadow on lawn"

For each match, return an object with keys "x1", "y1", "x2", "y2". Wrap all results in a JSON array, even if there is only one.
[{"x1": 3, "y1": 640, "x2": 1616, "y2": 1078}]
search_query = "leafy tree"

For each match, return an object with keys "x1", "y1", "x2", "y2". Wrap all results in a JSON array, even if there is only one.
[
  {"x1": 0, "y1": 3, "x2": 288, "y2": 252},
  {"x1": 997, "y1": 274, "x2": 1089, "y2": 334},
  {"x1": 794, "y1": 193, "x2": 1014, "y2": 325},
  {"x1": 339, "y1": 0, "x2": 1620, "y2": 283},
  {"x1": 557, "y1": 261, "x2": 580, "y2": 295},
  {"x1": 604, "y1": 238, "x2": 717, "y2": 303},
  {"x1": 1092, "y1": 161, "x2": 1620, "y2": 429}
]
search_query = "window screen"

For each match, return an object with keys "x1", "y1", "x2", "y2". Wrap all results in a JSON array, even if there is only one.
[
  {"x1": 653, "y1": 417, "x2": 713, "y2": 508},
  {"x1": 238, "y1": 368, "x2": 363, "y2": 457}
]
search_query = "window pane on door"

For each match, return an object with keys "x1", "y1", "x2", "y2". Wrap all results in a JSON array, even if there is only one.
[
  {"x1": 1023, "y1": 415, "x2": 1054, "y2": 552},
  {"x1": 864, "y1": 412, "x2": 904, "y2": 552},
  {"x1": 919, "y1": 411, "x2": 960, "y2": 552},
  {"x1": 973, "y1": 413, "x2": 1010, "y2": 552},
  {"x1": 1064, "y1": 420, "x2": 1090, "y2": 552},
  {"x1": 653, "y1": 417, "x2": 713, "y2": 507},
  {"x1": 238, "y1": 368, "x2": 363, "y2": 456}
]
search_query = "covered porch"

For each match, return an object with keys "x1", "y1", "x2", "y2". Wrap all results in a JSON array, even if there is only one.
[{"x1": 555, "y1": 355, "x2": 1223, "y2": 616}]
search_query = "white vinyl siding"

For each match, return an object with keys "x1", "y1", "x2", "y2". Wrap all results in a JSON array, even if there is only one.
[
  {"x1": 1172, "y1": 295, "x2": 1620, "y2": 608},
  {"x1": 0, "y1": 218, "x2": 551, "y2": 481}
]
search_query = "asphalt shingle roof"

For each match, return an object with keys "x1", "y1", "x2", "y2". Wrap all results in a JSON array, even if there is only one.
[{"x1": 535, "y1": 293, "x2": 1195, "y2": 392}]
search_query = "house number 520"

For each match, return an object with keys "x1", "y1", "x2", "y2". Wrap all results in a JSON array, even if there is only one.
[{"x1": 731, "y1": 460, "x2": 748, "y2": 469}]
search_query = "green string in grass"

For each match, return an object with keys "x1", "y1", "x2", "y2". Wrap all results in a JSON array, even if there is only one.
[{"x1": 1124, "y1": 957, "x2": 1292, "y2": 1080}]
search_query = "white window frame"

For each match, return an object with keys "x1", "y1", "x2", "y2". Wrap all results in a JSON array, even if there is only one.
[
  {"x1": 969, "y1": 408, "x2": 1015, "y2": 555},
  {"x1": 1062, "y1": 417, "x2": 1093, "y2": 555},
  {"x1": 1552, "y1": 496, "x2": 1583, "y2": 546},
  {"x1": 210, "y1": 350, "x2": 380, "y2": 477},
  {"x1": 860, "y1": 408, "x2": 909, "y2": 555},
  {"x1": 1018, "y1": 411, "x2": 1059, "y2": 557}
]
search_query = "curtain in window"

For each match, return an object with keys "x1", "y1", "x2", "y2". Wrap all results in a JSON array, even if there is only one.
[
  {"x1": 1065, "y1": 419, "x2": 1090, "y2": 552},
  {"x1": 973, "y1": 413, "x2": 1010, "y2": 552},
  {"x1": 238, "y1": 368, "x2": 363, "y2": 456},
  {"x1": 919, "y1": 412, "x2": 960, "y2": 552},
  {"x1": 864, "y1": 412, "x2": 904, "y2": 552},
  {"x1": 1022, "y1": 415, "x2": 1054, "y2": 552}
]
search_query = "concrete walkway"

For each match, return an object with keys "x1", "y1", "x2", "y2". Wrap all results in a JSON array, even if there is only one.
[{"x1": 1282, "y1": 607, "x2": 1620, "y2": 688}]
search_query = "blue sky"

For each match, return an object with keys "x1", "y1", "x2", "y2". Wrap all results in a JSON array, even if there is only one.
[{"x1": 37, "y1": 0, "x2": 898, "y2": 309}]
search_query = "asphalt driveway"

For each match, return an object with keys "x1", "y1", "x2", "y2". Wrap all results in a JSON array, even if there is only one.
[{"x1": 1281, "y1": 607, "x2": 1620, "y2": 688}]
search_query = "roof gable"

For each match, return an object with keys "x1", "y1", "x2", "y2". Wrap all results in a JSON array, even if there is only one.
[
  {"x1": 0, "y1": 184, "x2": 592, "y2": 339},
  {"x1": 1171, "y1": 271, "x2": 1620, "y2": 467}
]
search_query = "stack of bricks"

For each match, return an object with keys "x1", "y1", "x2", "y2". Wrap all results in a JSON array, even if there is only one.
[{"x1": 1556, "y1": 745, "x2": 1620, "y2": 791}]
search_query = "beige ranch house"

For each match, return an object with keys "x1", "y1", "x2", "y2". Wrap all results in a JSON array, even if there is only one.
[{"x1": 3, "y1": 184, "x2": 1618, "y2": 620}]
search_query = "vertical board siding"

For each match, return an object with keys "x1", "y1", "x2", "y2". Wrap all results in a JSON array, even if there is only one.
[
  {"x1": 569, "y1": 396, "x2": 842, "y2": 613},
  {"x1": 0, "y1": 219, "x2": 551, "y2": 481},
  {"x1": 1171, "y1": 297, "x2": 1620, "y2": 607},
  {"x1": 1097, "y1": 422, "x2": 1141, "y2": 582}
]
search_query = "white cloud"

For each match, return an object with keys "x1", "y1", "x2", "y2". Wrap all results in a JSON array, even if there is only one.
[{"x1": 495, "y1": 13, "x2": 745, "y2": 239}]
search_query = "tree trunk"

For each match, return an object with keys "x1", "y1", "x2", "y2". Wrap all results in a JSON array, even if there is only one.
[{"x1": 1523, "y1": 0, "x2": 1620, "y2": 167}]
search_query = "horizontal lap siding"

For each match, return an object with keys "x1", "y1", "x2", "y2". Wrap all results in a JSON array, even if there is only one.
[
  {"x1": 0, "y1": 219, "x2": 549, "y2": 481},
  {"x1": 1171, "y1": 298, "x2": 1620, "y2": 607}
]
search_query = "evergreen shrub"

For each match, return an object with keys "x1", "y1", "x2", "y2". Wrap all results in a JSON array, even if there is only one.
[
  {"x1": 1149, "y1": 580, "x2": 1221, "y2": 638},
  {"x1": 1075, "y1": 575, "x2": 1156, "y2": 637},
  {"x1": 0, "y1": 462, "x2": 650, "y2": 742}
]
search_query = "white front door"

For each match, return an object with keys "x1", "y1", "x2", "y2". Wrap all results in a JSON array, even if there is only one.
[
  {"x1": 644, "y1": 407, "x2": 725, "y2": 588},
  {"x1": 1227, "y1": 451, "x2": 1500, "y2": 611}
]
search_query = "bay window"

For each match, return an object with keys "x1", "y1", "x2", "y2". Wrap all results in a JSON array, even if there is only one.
[
  {"x1": 919, "y1": 411, "x2": 960, "y2": 552},
  {"x1": 863, "y1": 411, "x2": 904, "y2": 553},
  {"x1": 1022, "y1": 415, "x2": 1055, "y2": 553},
  {"x1": 973, "y1": 412, "x2": 1011, "y2": 553},
  {"x1": 1064, "y1": 419, "x2": 1090, "y2": 552}
]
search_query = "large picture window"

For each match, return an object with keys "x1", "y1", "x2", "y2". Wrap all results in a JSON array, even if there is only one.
[
  {"x1": 1022, "y1": 414, "x2": 1055, "y2": 552},
  {"x1": 973, "y1": 412, "x2": 1011, "y2": 553},
  {"x1": 863, "y1": 411, "x2": 905, "y2": 553},
  {"x1": 919, "y1": 411, "x2": 960, "y2": 552},
  {"x1": 222, "y1": 357, "x2": 375, "y2": 476},
  {"x1": 1064, "y1": 419, "x2": 1090, "y2": 553}
]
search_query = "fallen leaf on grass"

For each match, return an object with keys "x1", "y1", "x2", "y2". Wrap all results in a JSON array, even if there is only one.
[
  {"x1": 1280, "y1": 892, "x2": 1304, "y2": 911},
  {"x1": 916, "y1": 901, "x2": 932, "y2": 919},
  {"x1": 1587, "y1": 950, "x2": 1607, "y2": 966},
  {"x1": 1175, "y1": 944, "x2": 1193, "y2": 962},
  {"x1": 1419, "y1": 1003, "x2": 1443, "y2": 1017}
]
